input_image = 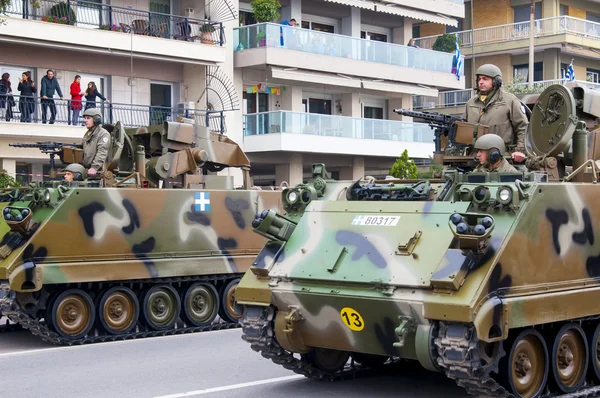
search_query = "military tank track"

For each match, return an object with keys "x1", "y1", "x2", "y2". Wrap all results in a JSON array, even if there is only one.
[
  {"x1": 242, "y1": 307, "x2": 600, "y2": 397},
  {"x1": 241, "y1": 305, "x2": 406, "y2": 382},
  {"x1": 0, "y1": 274, "x2": 242, "y2": 346},
  {"x1": 435, "y1": 321, "x2": 600, "y2": 398}
]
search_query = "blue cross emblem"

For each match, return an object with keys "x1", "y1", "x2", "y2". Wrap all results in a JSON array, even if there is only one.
[
  {"x1": 195, "y1": 192, "x2": 211, "y2": 211},
  {"x1": 352, "y1": 215, "x2": 366, "y2": 225}
]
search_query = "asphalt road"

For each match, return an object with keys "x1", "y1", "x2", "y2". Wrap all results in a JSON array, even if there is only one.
[{"x1": 0, "y1": 324, "x2": 469, "y2": 398}]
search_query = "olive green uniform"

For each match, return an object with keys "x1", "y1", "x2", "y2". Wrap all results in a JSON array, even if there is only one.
[
  {"x1": 82, "y1": 125, "x2": 110, "y2": 171},
  {"x1": 474, "y1": 158, "x2": 518, "y2": 173},
  {"x1": 463, "y1": 89, "x2": 528, "y2": 153}
]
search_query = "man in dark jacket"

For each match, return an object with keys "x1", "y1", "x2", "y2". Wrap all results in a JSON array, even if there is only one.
[{"x1": 40, "y1": 69, "x2": 63, "y2": 124}]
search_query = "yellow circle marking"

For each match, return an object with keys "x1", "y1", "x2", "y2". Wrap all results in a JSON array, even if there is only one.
[{"x1": 340, "y1": 307, "x2": 364, "y2": 331}]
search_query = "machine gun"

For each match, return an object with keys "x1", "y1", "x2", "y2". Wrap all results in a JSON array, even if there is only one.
[
  {"x1": 393, "y1": 109, "x2": 467, "y2": 153},
  {"x1": 9, "y1": 142, "x2": 83, "y2": 178}
]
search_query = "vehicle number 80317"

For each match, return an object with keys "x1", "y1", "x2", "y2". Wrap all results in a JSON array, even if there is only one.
[
  {"x1": 340, "y1": 307, "x2": 365, "y2": 331},
  {"x1": 351, "y1": 215, "x2": 400, "y2": 226}
]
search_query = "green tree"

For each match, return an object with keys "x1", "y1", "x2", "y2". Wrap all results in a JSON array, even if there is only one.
[
  {"x1": 432, "y1": 34, "x2": 460, "y2": 53},
  {"x1": 0, "y1": 169, "x2": 21, "y2": 188},
  {"x1": 389, "y1": 150, "x2": 418, "y2": 179},
  {"x1": 250, "y1": 0, "x2": 281, "y2": 22}
]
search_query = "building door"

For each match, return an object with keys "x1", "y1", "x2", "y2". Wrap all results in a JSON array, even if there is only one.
[
  {"x1": 150, "y1": 82, "x2": 173, "y2": 125},
  {"x1": 150, "y1": 0, "x2": 171, "y2": 38}
]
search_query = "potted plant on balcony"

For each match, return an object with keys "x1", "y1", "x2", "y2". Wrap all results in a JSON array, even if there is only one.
[
  {"x1": 200, "y1": 23, "x2": 216, "y2": 44},
  {"x1": 250, "y1": 0, "x2": 280, "y2": 47},
  {"x1": 432, "y1": 33, "x2": 459, "y2": 53},
  {"x1": 45, "y1": 2, "x2": 76, "y2": 25}
]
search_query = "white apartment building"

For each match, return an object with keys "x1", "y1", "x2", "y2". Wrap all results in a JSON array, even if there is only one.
[{"x1": 0, "y1": 0, "x2": 465, "y2": 186}]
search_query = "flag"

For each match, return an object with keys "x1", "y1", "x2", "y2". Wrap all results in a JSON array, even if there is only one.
[
  {"x1": 455, "y1": 35, "x2": 462, "y2": 81},
  {"x1": 565, "y1": 58, "x2": 575, "y2": 81}
]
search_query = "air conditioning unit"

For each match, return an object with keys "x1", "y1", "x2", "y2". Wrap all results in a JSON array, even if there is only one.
[{"x1": 177, "y1": 102, "x2": 195, "y2": 110}]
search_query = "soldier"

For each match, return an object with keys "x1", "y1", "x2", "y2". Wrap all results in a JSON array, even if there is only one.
[
  {"x1": 62, "y1": 163, "x2": 87, "y2": 183},
  {"x1": 473, "y1": 134, "x2": 518, "y2": 173},
  {"x1": 81, "y1": 108, "x2": 111, "y2": 177},
  {"x1": 463, "y1": 64, "x2": 528, "y2": 163}
]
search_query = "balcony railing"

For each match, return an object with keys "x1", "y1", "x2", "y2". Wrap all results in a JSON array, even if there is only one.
[
  {"x1": 412, "y1": 79, "x2": 600, "y2": 109},
  {"x1": 234, "y1": 23, "x2": 463, "y2": 75},
  {"x1": 0, "y1": 95, "x2": 226, "y2": 133},
  {"x1": 415, "y1": 16, "x2": 600, "y2": 50},
  {"x1": 5, "y1": 0, "x2": 224, "y2": 45},
  {"x1": 243, "y1": 111, "x2": 435, "y2": 143}
]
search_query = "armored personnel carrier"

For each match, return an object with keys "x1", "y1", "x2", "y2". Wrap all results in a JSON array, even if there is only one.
[
  {"x1": 0, "y1": 117, "x2": 284, "y2": 345},
  {"x1": 237, "y1": 83, "x2": 600, "y2": 398}
]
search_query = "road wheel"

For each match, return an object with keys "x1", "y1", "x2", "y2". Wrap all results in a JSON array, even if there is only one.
[
  {"x1": 140, "y1": 284, "x2": 180, "y2": 331},
  {"x1": 97, "y1": 286, "x2": 139, "y2": 335},
  {"x1": 304, "y1": 347, "x2": 350, "y2": 375},
  {"x1": 181, "y1": 282, "x2": 219, "y2": 327},
  {"x1": 49, "y1": 288, "x2": 95, "y2": 340},
  {"x1": 502, "y1": 328, "x2": 549, "y2": 398},
  {"x1": 550, "y1": 323, "x2": 588, "y2": 393},
  {"x1": 218, "y1": 278, "x2": 242, "y2": 323}
]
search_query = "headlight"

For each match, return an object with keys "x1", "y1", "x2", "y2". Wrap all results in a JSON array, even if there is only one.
[
  {"x1": 286, "y1": 190, "x2": 298, "y2": 204},
  {"x1": 497, "y1": 186, "x2": 513, "y2": 205},
  {"x1": 472, "y1": 185, "x2": 490, "y2": 204}
]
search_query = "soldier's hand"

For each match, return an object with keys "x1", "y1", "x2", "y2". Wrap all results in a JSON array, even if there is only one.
[
  {"x1": 512, "y1": 151, "x2": 526, "y2": 163},
  {"x1": 88, "y1": 168, "x2": 97, "y2": 176}
]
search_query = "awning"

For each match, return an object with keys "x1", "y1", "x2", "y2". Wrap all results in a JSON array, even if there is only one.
[
  {"x1": 270, "y1": 67, "x2": 438, "y2": 97},
  {"x1": 323, "y1": 0, "x2": 458, "y2": 26}
]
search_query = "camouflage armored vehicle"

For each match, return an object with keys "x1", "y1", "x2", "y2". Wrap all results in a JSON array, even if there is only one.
[
  {"x1": 0, "y1": 117, "x2": 285, "y2": 345},
  {"x1": 237, "y1": 83, "x2": 600, "y2": 398}
]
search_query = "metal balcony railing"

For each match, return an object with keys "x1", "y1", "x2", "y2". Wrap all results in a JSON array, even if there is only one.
[
  {"x1": 243, "y1": 111, "x2": 435, "y2": 143},
  {"x1": 234, "y1": 23, "x2": 463, "y2": 76},
  {"x1": 5, "y1": 0, "x2": 224, "y2": 45},
  {"x1": 412, "y1": 79, "x2": 600, "y2": 109},
  {"x1": 0, "y1": 95, "x2": 226, "y2": 133},
  {"x1": 415, "y1": 16, "x2": 600, "y2": 50}
]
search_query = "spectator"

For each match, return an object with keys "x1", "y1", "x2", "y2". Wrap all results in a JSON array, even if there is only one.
[
  {"x1": 17, "y1": 71, "x2": 36, "y2": 123},
  {"x1": 84, "y1": 82, "x2": 109, "y2": 110},
  {"x1": 40, "y1": 69, "x2": 63, "y2": 124},
  {"x1": 0, "y1": 73, "x2": 14, "y2": 122},
  {"x1": 280, "y1": 18, "x2": 297, "y2": 47},
  {"x1": 70, "y1": 75, "x2": 85, "y2": 126},
  {"x1": 407, "y1": 38, "x2": 419, "y2": 48}
]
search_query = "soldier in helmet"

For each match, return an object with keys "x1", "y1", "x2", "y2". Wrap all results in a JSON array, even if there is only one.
[
  {"x1": 62, "y1": 163, "x2": 87, "y2": 183},
  {"x1": 473, "y1": 134, "x2": 518, "y2": 173},
  {"x1": 463, "y1": 64, "x2": 528, "y2": 164},
  {"x1": 81, "y1": 108, "x2": 111, "y2": 177}
]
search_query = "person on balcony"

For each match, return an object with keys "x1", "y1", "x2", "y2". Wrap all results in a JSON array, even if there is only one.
[
  {"x1": 17, "y1": 71, "x2": 36, "y2": 123},
  {"x1": 70, "y1": 75, "x2": 85, "y2": 126},
  {"x1": 463, "y1": 64, "x2": 528, "y2": 163},
  {"x1": 40, "y1": 69, "x2": 63, "y2": 124},
  {"x1": 0, "y1": 73, "x2": 14, "y2": 122},
  {"x1": 84, "y1": 82, "x2": 109, "y2": 110}
]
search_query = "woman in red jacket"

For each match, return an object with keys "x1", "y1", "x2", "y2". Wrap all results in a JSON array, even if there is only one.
[{"x1": 70, "y1": 75, "x2": 85, "y2": 125}]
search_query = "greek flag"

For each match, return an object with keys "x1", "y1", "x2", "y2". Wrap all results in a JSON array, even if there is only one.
[
  {"x1": 455, "y1": 35, "x2": 462, "y2": 81},
  {"x1": 565, "y1": 59, "x2": 575, "y2": 81}
]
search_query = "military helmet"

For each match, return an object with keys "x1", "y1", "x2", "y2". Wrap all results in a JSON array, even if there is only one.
[
  {"x1": 475, "y1": 64, "x2": 502, "y2": 79},
  {"x1": 64, "y1": 163, "x2": 87, "y2": 181},
  {"x1": 83, "y1": 108, "x2": 102, "y2": 125},
  {"x1": 474, "y1": 134, "x2": 506, "y2": 154}
]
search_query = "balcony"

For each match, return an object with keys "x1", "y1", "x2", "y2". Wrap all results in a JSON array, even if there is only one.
[
  {"x1": 243, "y1": 111, "x2": 435, "y2": 159},
  {"x1": 234, "y1": 23, "x2": 464, "y2": 92},
  {"x1": 1, "y1": 0, "x2": 226, "y2": 64},
  {"x1": 0, "y1": 95, "x2": 225, "y2": 139},
  {"x1": 415, "y1": 16, "x2": 600, "y2": 55},
  {"x1": 412, "y1": 79, "x2": 600, "y2": 110}
]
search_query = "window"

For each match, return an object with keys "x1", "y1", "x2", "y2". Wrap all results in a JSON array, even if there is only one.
[
  {"x1": 302, "y1": 98, "x2": 331, "y2": 115},
  {"x1": 364, "y1": 106, "x2": 383, "y2": 119},
  {"x1": 15, "y1": 164, "x2": 31, "y2": 184},
  {"x1": 587, "y1": 12, "x2": 600, "y2": 23},
  {"x1": 360, "y1": 32, "x2": 387, "y2": 42},
  {"x1": 514, "y1": 62, "x2": 543, "y2": 82},
  {"x1": 587, "y1": 68, "x2": 600, "y2": 83},
  {"x1": 513, "y1": 3, "x2": 541, "y2": 23},
  {"x1": 412, "y1": 25, "x2": 420, "y2": 39},
  {"x1": 446, "y1": 19, "x2": 463, "y2": 34},
  {"x1": 301, "y1": 21, "x2": 335, "y2": 33},
  {"x1": 560, "y1": 5, "x2": 568, "y2": 16},
  {"x1": 239, "y1": 11, "x2": 256, "y2": 26}
]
